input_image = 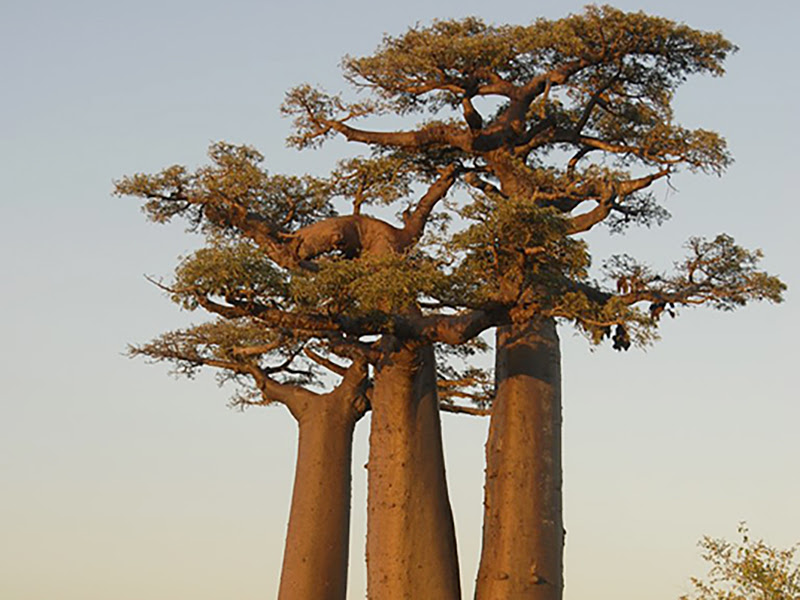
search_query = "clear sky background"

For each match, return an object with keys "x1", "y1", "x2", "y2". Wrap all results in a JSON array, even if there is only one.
[{"x1": 1, "y1": 1, "x2": 797, "y2": 598}]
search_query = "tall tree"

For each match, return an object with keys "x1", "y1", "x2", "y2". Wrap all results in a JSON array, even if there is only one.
[
  {"x1": 119, "y1": 8, "x2": 785, "y2": 600},
  {"x1": 116, "y1": 144, "x2": 495, "y2": 598},
  {"x1": 281, "y1": 6, "x2": 784, "y2": 599},
  {"x1": 117, "y1": 154, "x2": 373, "y2": 598},
  {"x1": 129, "y1": 318, "x2": 369, "y2": 600}
]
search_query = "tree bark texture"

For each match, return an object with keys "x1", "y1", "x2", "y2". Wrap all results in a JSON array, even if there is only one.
[
  {"x1": 475, "y1": 318, "x2": 563, "y2": 600},
  {"x1": 277, "y1": 398, "x2": 361, "y2": 600},
  {"x1": 366, "y1": 342, "x2": 461, "y2": 600}
]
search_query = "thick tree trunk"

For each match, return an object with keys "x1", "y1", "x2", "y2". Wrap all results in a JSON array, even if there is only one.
[
  {"x1": 475, "y1": 318, "x2": 563, "y2": 600},
  {"x1": 277, "y1": 398, "x2": 360, "y2": 600},
  {"x1": 366, "y1": 342, "x2": 461, "y2": 600}
]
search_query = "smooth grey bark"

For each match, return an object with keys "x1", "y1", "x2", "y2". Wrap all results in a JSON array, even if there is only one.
[
  {"x1": 475, "y1": 318, "x2": 563, "y2": 600},
  {"x1": 366, "y1": 342, "x2": 461, "y2": 600}
]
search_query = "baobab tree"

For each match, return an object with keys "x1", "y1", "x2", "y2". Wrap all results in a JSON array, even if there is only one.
[
  {"x1": 281, "y1": 6, "x2": 784, "y2": 599},
  {"x1": 130, "y1": 317, "x2": 369, "y2": 600},
  {"x1": 118, "y1": 156, "x2": 374, "y2": 599},
  {"x1": 117, "y1": 144, "x2": 490, "y2": 598},
  {"x1": 118, "y1": 6, "x2": 785, "y2": 600}
]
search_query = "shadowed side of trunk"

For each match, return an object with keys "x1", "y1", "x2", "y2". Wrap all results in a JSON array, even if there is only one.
[
  {"x1": 277, "y1": 396, "x2": 362, "y2": 600},
  {"x1": 366, "y1": 343, "x2": 461, "y2": 600},
  {"x1": 475, "y1": 318, "x2": 563, "y2": 600}
]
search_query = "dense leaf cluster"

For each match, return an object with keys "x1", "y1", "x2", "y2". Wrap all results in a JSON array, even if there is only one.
[
  {"x1": 118, "y1": 5, "x2": 783, "y2": 408},
  {"x1": 116, "y1": 142, "x2": 334, "y2": 237},
  {"x1": 343, "y1": 6, "x2": 733, "y2": 111}
]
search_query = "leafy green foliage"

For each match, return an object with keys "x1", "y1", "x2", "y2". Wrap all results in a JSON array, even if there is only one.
[
  {"x1": 291, "y1": 253, "x2": 445, "y2": 321},
  {"x1": 435, "y1": 338, "x2": 493, "y2": 408},
  {"x1": 279, "y1": 6, "x2": 780, "y2": 351},
  {"x1": 444, "y1": 196, "x2": 590, "y2": 307},
  {"x1": 677, "y1": 235, "x2": 786, "y2": 309},
  {"x1": 605, "y1": 234, "x2": 786, "y2": 312},
  {"x1": 131, "y1": 319, "x2": 287, "y2": 375},
  {"x1": 114, "y1": 142, "x2": 334, "y2": 234},
  {"x1": 119, "y1": 7, "x2": 784, "y2": 398},
  {"x1": 681, "y1": 524, "x2": 800, "y2": 600},
  {"x1": 172, "y1": 242, "x2": 288, "y2": 310},
  {"x1": 281, "y1": 85, "x2": 380, "y2": 149},
  {"x1": 343, "y1": 6, "x2": 734, "y2": 112},
  {"x1": 551, "y1": 234, "x2": 786, "y2": 349},
  {"x1": 128, "y1": 318, "x2": 313, "y2": 406},
  {"x1": 328, "y1": 155, "x2": 415, "y2": 211},
  {"x1": 604, "y1": 190, "x2": 671, "y2": 233}
]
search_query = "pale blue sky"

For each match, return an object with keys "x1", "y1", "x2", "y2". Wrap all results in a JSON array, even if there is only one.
[{"x1": 1, "y1": 1, "x2": 798, "y2": 598}]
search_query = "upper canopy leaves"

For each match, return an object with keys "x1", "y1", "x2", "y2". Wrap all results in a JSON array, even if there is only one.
[
  {"x1": 342, "y1": 6, "x2": 734, "y2": 110},
  {"x1": 285, "y1": 5, "x2": 735, "y2": 189},
  {"x1": 120, "y1": 7, "x2": 782, "y2": 375},
  {"x1": 115, "y1": 142, "x2": 334, "y2": 237}
]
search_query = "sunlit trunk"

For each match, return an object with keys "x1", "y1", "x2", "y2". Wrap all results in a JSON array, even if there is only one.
[
  {"x1": 475, "y1": 318, "x2": 563, "y2": 600},
  {"x1": 278, "y1": 398, "x2": 361, "y2": 600},
  {"x1": 366, "y1": 342, "x2": 461, "y2": 600}
]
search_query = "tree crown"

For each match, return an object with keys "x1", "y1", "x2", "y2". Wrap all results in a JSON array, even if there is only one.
[{"x1": 117, "y1": 7, "x2": 783, "y2": 410}]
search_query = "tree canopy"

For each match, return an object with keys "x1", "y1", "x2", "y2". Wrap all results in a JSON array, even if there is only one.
[{"x1": 117, "y1": 6, "x2": 785, "y2": 599}]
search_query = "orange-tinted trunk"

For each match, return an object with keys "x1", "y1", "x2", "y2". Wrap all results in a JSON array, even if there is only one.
[
  {"x1": 278, "y1": 401, "x2": 359, "y2": 600},
  {"x1": 476, "y1": 318, "x2": 563, "y2": 600},
  {"x1": 366, "y1": 343, "x2": 461, "y2": 599}
]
